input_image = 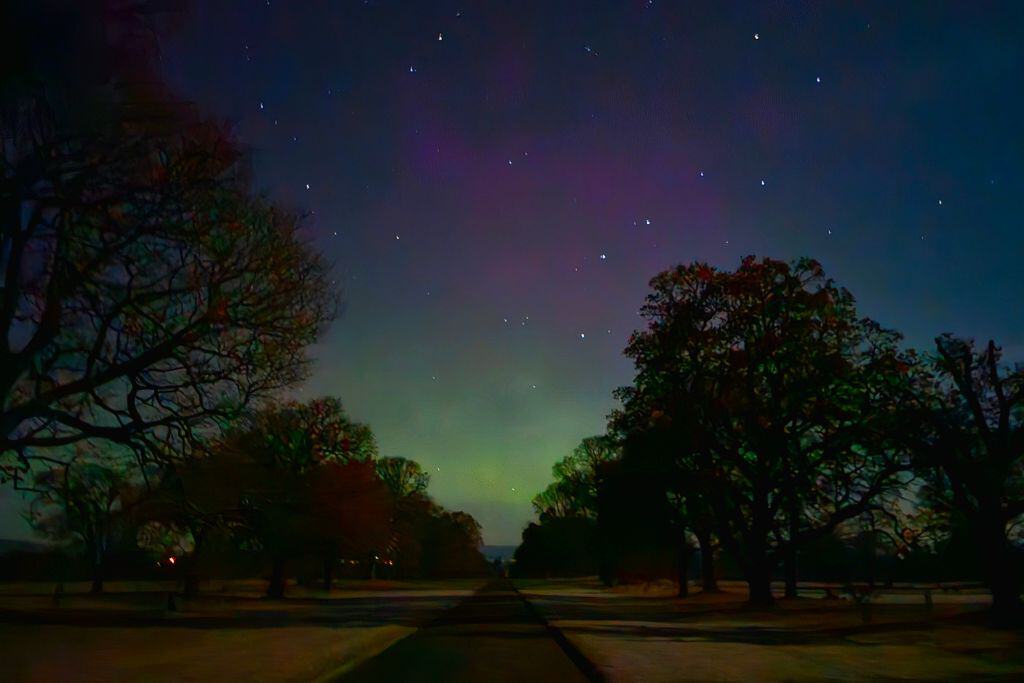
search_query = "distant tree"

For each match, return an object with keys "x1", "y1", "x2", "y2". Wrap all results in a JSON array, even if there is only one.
[
  {"x1": 512, "y1": 516, "x2": 599, "y2": 578},
  {"x1": 376, "y1": 457, "x2": 430, "y2": 498},
  {"x1": 1, "y1": 2, "x2": 336, "y2": 481},
  {"x1": 531, "y1": 436, "x2": 619, "y2": 520},
  {"x1": 418, "y1": 509, "x2": 488, "y2": 578},
  {"x1": 27, "y1": 453, "x2": 148, "y2": 592},
  {"x1": 624, "y1": 257, "x2": 913, "y2": 604},
  {"x1": 908, "y1": 336, "x2": 1024, "y2": 622},
  {"x1": 308, "y1": 460, "x2": 391, "y2": 590},
  {"x1": 596, "y1": 457, "x2": 681, "y2": 590},
  {"x1": 188, "y1": 398, "x2": 386, "y2": 597}
]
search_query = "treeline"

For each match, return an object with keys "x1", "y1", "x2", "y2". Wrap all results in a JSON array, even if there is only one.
[
  {"x1": 0, "y1": 3, "x2": 486, "y2": 595},
  {"x1": 17, "y1": 398, "x2": 487, "y2": 596},
  {"x1": 517, "y1": 257, "x2": 1023, "y2": 623}
]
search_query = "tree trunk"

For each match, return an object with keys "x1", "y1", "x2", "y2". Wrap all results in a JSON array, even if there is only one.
[
  {"x1": 746, "y1": 491, "x2": 775, "y2": 606},
  {"x1": 266, "y1": 557, "x2": 287, "y2": 598},
  {"x1": 89, "y1": 557, "x2": 104, "y2": 594},
  {"x1": 783, "y1": 502, "x2": 799, "y2": 599},
  {"x1": 978, "y1": 513, "x2": 1022, "y2": 625},
  {"x1": 183, "y1": 529, "x2": 206, "y2": 598},
  {"x1": 783, "y1": 547, "x2": 798, "y2": 599},
  {"x1": 676, "y1": 539, "x2": 689, "y2": 598},
  {"x1": 697, "y1": 531, "x2": 719, "y2": 593},
  {"x1": 746, "y1": 557, "x2": 775, "y2": 606}
]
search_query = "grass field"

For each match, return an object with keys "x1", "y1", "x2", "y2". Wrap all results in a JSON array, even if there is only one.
[
  {"x1": 0, "y1": 578, "x2": 485, "y2": 682},
  {"x1": 516, "y1": 578, "x2": 1024, "y2": 682}
]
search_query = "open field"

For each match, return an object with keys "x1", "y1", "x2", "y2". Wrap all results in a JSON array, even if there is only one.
[
  {"x1": 515, "y1": 578, "x2": 1024, "y2": 682},
  {"x1": 0, "y1": 578, "x2": 485, "y2": 682}
]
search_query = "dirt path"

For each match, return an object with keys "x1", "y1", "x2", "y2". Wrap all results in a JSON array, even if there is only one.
[{"x1": 338, "y1": 579, "x2": 595, "y2": 682}]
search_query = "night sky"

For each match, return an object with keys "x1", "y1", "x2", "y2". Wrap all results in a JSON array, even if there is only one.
[{"x1": 4, "y1": 1, "x2": 1023, "y2": 544}]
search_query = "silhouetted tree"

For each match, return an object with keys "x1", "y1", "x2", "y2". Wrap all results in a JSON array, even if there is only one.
[
  {"x1": 376, "y1": 457, "x2": 430, "y2": 498},
  {"x1": 532, "y1": 436, "x2": 619, "y2": 519},
  {"x1": 308, "y1": 460, "x2": 392, "y2": 590},
  {"x1": 1, "y1": 1, "x2": 336, "y2": 481},
  {"x1": 624, "y1": 257, "x2": 913, "y2": 604},
  {"x1": 908, "y1": 336, "x2": 1024, "y2": 623},
  {"x1": 27, "y1": 452, "x2": 148, "y2": 592},
  {"x1": 513, "y1": 516, "x2": 599, "y2": 578},
  {"x1": 597, "y1": 457, "x2": 681, "y2": 590},
  {"x1": 201, "y1": 398, "x2": 386, "y2": 597}
]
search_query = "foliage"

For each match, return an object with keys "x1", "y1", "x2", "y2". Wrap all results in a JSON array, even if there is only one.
[
  {"x1": 1, "y1": 5, "x2": 337, "y2": 480},
  {"x1": 906, "y1": 336, "x2": 1024, "y2": 620},
  {"x1": 531, "y1": 435, "x2": 619, "y2": 520},
  {"x1": 376, "y1": 456, "x2": 430, "y2": 498}
]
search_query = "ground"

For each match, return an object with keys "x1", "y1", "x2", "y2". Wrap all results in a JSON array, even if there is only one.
[
  {"x1": 515, "y1": 578, "x2": 1024, "y2": 682},
  {"x1": 2, "y1": 577, "x2": 1023, "y2": 682},
  {"x1": 0, "y1": 578, "x2": 483, "y2": 682}
]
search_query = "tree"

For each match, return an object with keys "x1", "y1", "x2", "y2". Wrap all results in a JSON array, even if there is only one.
[
  {"x1": 27, "y1": 453, "x2": 148, "y2": 592},
  {"x1": 1, "y1": 2, "x2": 336, "y2": 481},
  {"x1": 909, "y1": 336, "x2": 1024, "y2": 622},
  {"x1": 307, "y1": 460, "x2": 392, "y2": 590},
  {"x1": 624, "y1": 257, "x2": 912, "y2": 604},
  {"x1": 215, "y1": 398, "x2": 387, "y2": 597},
  {"x1": 376, "y1": 457, "x2": 430, "y2": 498},
  {"x1": 531, "y1": 436, "x2": 619, "y2": 520}
]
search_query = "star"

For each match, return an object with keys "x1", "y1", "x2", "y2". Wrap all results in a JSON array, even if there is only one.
[
  {"x1": 754, "y1": 32, "x2": 760, "y2": 40},
  {"x1": 699, "y1": 170, "x2": 705, "y2": 177},
  {"x1": 438, "y1": 33, "x2": 443, "y2": 41},
  {"x1": 599, "y1": 253, "x2": 607, "y2": 260},
  {"x1": 645, "y1": 218, "x2": 651, "y2": 225},
  {"x1": 259, "y1": 102, "x2": 264, "y2": 110},
  {"x1": 816, "y1": 76, "x2": 821, "y2": 84},
  {"x1": 579, "y1": 332, "x2": 586, "y2": 339},
  {"x1": 408, "y1": 66, "x2": 416, "y2": 73},
  {"x1": 305, "y1": 183, "x2": 310, "y2": 190},
  {"x1": 395, "y1": 234, "x2": 400, "y2": 240},
  {"x1": 760, "y1": 179, "x2": 766, "y2": 186}
]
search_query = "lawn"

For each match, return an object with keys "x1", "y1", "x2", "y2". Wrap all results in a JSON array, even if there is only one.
[
  {"x1": 515, "y1": 578, "x2": 1024, "y2": 682},
  {"x1": 0, "y1": 578, "x2": 484, "y2": 682}
]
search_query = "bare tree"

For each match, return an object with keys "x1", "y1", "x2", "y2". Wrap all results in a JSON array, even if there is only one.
[{"x1": 1, "y1": 106, "x2": 336, "y2": 479}]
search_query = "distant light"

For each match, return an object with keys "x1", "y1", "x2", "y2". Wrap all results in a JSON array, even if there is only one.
[
  {"x1": 760, "y1": 179, "x2": 766, "y2": 186},
  {"x1": 305, "y1": 183, "x2": 310, "y2": 190},
  {"x1": 438, "y1": 33, "x2": 443, "y2": 41},
  {"x1": 816, "y1": 76, "x2": 821, "y2": 84},
  {"x1": 168, "y1": 557, "x2": 176, "y2": 565},
  {"x1": 645, "y1": 218, "x2": 651, "y2": 225},
  {"x1": 599, "y1": 253, "x2": 607, "y2": 260},
  {"x1": 754, "y1": 33, "x2": 760, "y2": 40},
  {"x1": 580, "y1": 332, "x2": 586, "y2": 339}
]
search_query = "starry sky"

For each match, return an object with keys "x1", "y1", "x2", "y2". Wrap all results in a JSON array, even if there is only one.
[{"x1": 4, "y1": 1, "x2": 1024, "y2": 545}]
